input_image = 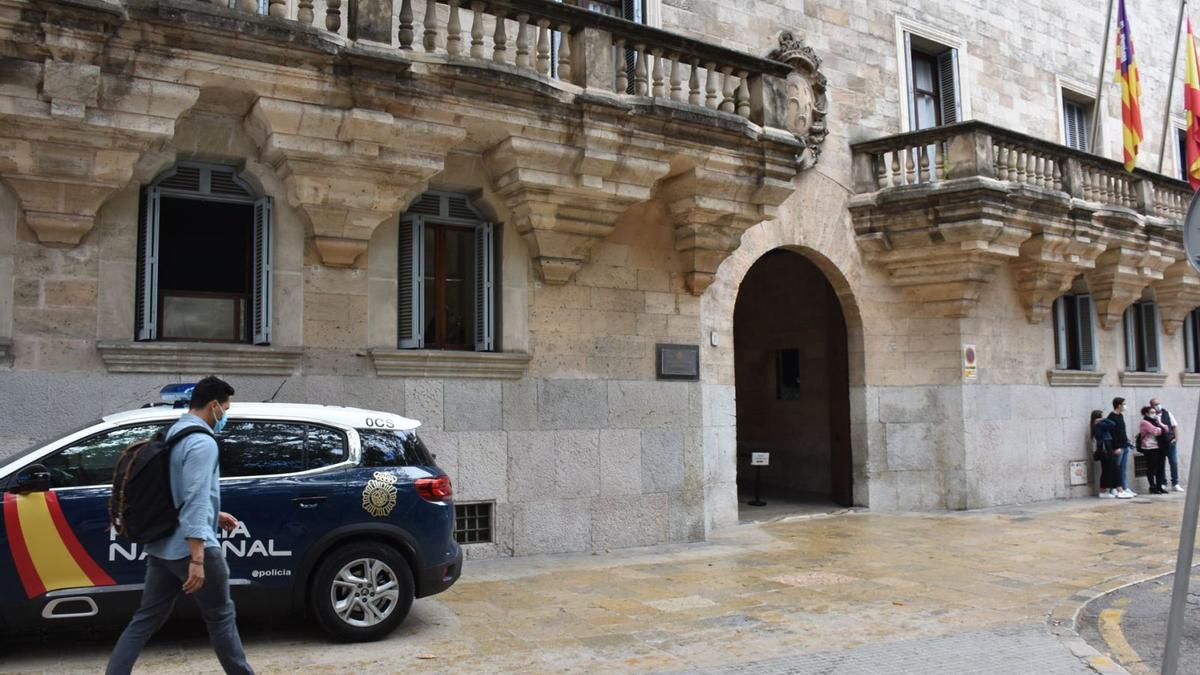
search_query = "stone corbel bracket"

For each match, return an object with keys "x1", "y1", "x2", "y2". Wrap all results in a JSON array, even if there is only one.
[
  {"x1": 0, "y1": 59, "x2": 199, "y2": 245},
  {"x1": 1154, "y1": 259, "x2": 1200, "y2": 335},
  {"x1": 246, "y1": 97, "x2": 467, "y2": 267},
  {"x1": 1084, "y1": 222, "x2": 1177, "y2": 330},
  {"x1": 483, "y1": 131, "x2": 670, "y2": 285},
  {"x1": 1009, "y1": 208, "x2": 1106, "y2": 323},
  {"x1": 852, "y1": 185, "x2": 1031, "y2": 318}
]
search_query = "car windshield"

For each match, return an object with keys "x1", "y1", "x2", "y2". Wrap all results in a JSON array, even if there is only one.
[{"x1": 0, "y1": 419, "x2": 103, "y2": 474}]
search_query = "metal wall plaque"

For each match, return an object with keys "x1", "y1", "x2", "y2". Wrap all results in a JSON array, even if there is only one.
[{"x1": 656, "y1": 343, "x2": 700, "y2": 380}]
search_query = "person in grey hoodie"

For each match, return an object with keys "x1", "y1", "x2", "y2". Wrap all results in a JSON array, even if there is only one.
[{"x1": 107, "y1": 376, "x2": 253, "y2": 675}]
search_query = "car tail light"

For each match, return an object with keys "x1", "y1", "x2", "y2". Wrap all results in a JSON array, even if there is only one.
[{"x1": 415, "y1": 475, "x2": 453, "y2": 502}]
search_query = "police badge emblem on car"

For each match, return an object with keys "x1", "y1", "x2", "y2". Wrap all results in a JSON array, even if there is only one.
[{"x1": 361, "y1": 472, "x2": 398, "y2": 517}]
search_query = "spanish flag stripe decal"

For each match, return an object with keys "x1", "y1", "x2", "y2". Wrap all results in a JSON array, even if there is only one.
[
  {"x1": 13, "y1": 493, "x2": 97, "y2": 594},
  {"x1": 44, "y1": 492, "x2": 116, "y2": 587},
  {"x1": 3, "y1": 493, "x2": 46, "y2": 599}
]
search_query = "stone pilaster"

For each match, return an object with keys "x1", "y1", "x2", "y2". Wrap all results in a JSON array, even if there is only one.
[
  {"x1": 1154, "y1": 260, "x2": 1200, "y2": 335},
  {"x1": 246, "y1": 97, "x2": 466, "y2": 267}
]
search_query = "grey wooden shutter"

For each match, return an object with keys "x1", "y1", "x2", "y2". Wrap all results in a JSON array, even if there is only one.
[
  {"x1": 1186, "y1": 310, "x2": 1196, "y2": 373},
  {"x1": 135, "y1": 187, "x2": 161, "y2": 341},
  {"x1": 936, "y1": 49, "x2": 961, "y2": 125},
  {"x1": 251, "y1": 197, "x2": 272, "y2": 345},
  {"x1": 474, "y1": 222, "x2": 495, "y2": 352},
  {"x1": 1052, "y1": 297, "x2": 1068, "y2": 369},
  {"x1": 1141, "y1": 302, "x2": 1161, "y2": 372},
  {"x1": 1123, "y1": 305, "x2": 1137, "y2": 370},
  {"x1": 1077, "y1": 293, "x2": 1098, "y2": 371},
  {"x1": 398, "y1": 216, "x2": 425, "y2": 349},
  {"x1": 904, "y1": 33, "x2": 917, "y2": 130}
]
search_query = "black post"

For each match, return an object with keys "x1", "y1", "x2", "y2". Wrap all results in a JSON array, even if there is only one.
[{"x1": 749, "y1": 465, "x2": 766, "y2": 507}]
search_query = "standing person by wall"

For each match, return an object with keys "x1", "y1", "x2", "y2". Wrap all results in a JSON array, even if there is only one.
[
  {"x1": 1092, "y1": 410, "x2": 1124, "y2": 499},
  {"x1": 1151, "y1": 398, "x2": 1185, "y2": 492},
  {"x1": 1107, "y1": 398, "x2": 1138, "y2": 498},
  {"x1": 1138, "y1": 405, "x2": 1170, "y2": 495}
]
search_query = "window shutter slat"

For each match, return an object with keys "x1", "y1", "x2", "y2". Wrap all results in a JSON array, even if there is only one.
[
  {"x1": 1064, "y1": 102, "x2": 1079, "y2": 150},
  {"x1": 398, "y1": 216, "x2": 425, "y2": 349},
  {"x1": 1053, "y1": 296, "x2": 1068, "y2": 369},
  {"x1": 1186, "y1": 310, "x2": 1197, "y2": 373},
  {"x1": 936, "y1": 49, "x2": 961, "y2": 125},
  {"x1": 474, "y1": 222, "x2": 495, "y2": 352},
  {"x1": 252, "y1": 197, "x2": 272, "y2": 345},
  {"x1": 135, "y1": 187, "x2": 160, "y2": 341},
  {"x1": 1142, "y1": 302, "x2": 1161, "y2": 372},
  {"x1": 1078, "y1": 294, "x2": 1098, "y2": 370}
]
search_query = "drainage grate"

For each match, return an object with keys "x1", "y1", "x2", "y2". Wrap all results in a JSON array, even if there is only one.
[{"x1": 454, "y1": 501, "x2": 493, "y2": 545}]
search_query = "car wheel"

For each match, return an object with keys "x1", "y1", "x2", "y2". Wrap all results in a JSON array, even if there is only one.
[{"x1": 311, "y1": 542, "x2": 414, "y2": 642}]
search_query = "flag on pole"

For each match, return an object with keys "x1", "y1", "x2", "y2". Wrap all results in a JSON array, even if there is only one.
[
  {"x1": 1115, "y1": 0, "x2": 1144, "y2": 172},
  {"x1": 1185, "y1": 19, "x2": 1200, "y2": 189}
]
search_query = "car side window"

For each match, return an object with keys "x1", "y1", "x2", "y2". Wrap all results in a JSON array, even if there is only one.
[
  {"x1": 359, "y1": 429, "x2": 433, "y2": 467},
  {"x1": 220, "y1": 421, "x2": 306, "y2": 478},
  {"x1": 41, "y1": 423, "x2": 167, "y2": 489},
  {"x1": 306, "y1": 426, "x2": 348, "y2": 469}
]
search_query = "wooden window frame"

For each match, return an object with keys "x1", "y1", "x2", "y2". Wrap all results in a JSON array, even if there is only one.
[{"x1": 423, "y1": 221, "x2": 476, "y2": 351}]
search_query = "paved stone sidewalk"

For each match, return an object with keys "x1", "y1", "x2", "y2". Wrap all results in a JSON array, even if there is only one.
[{"x1": 4, "y1": 496, "x2": 1190, "y2": 673}]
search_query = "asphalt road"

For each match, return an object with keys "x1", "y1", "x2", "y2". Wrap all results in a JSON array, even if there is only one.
[{"x1": 1079, "y1": 570, "x2": 1200, "y2": 674}]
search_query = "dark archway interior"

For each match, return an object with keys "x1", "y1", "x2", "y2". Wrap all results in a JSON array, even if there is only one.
[{"x1": 733, "y1": 248, "x2": 852, "y2": 513}]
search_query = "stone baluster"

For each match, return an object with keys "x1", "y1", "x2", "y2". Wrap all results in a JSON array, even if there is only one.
[
  {"x1": 493, "y1": 11, "x2": 508, "y2": 63},
  {"x1": 398, "y1": 0, "x2": 414, "y2": 49},
  {"x1": 557, "y1": 24, "x2": 572, "y2": 80},
  {"x1": 905, "y1": 145, "x2": 916, "y2": 184},
  {"x1": 1031, "y1": 154, "x2": 1043, "y2": 187},
  {"x1": 670, "y1": 56, "x2": 683, "y2": 102},
  {"x1": 891, "y1": 149, "x2": 902, "y2": 186},
  {"x1": 326, "y1": 0, "x2": 341, "y2": 31},
  {"x1": 269, "y1": 0, "x2": 285, "y2": 18},
  {"x1": 688, "y1": 59, "x2": 701, "y2": 105},
  {"x1": 994, "y1": 145, "x2": 1007, "y2": 180},
  {"x1": 469, "y1": 2, "x2": 485, "y2": 59},
  {"x1": 237, "y1": 0, "x2": 256, "y2": 13},
  {"x1": 1016, "y1": 148, "x2": 1028, "y2": 183},
  {"x1": 634, "y1": 45, "x2": 648, "y2": 95},
  {"x1": 651, "y1": 49, "x2": 664, "y2": 97},
  {"x1": 736, "y1": 70, "x2": 750, "y2": 118},
  {"x1": 876, "y1": 152, "x2": 889, "y2": 188},
  {"x1": 719, "y1": 65, "x2": 735, "y2": 112},
  {"x1": 423, "y1": 0, "x2": 439, "y2": 51},
  {"x1": 515, "y1": 14, "x2": 531, "y2": 69},
  {"x1": 297, "y1": 0, "x2": 314, "y2": 24},
  {"x1": 918, "y1": 144, "x2": 931, "y2": 183},
  {"x1": 1007, "y1": 145, "x2": 1018, "y2": 182},
  {"x1": 705, "y1": 62, "x2": 719, "y2": 108},
  {"x1": 615, "y1": 39, "x2": 628, "y2": 92},
  {"x1": 536, "y1": 20, "x2": 551, "y2": 76},
  {"x1": 935, "y1": 141, "x2": 946, "y2": 178},
  {"x1": 446, "y1": 0, "x2": 463, "y2": 56},
  {"x1": 1050, "y1": 158, "x2": 1062, "y2": 190}
]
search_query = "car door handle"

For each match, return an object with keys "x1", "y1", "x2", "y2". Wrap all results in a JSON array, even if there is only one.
[{"x1": 292, "y1": 496, "x2": 327, "y2": 508}]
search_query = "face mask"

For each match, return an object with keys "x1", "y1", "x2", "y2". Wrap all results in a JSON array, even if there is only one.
[
  {"x1": 1155, "y1": 404, "x2": 1163, "y2": 412},
  {"x1": 212, "y1": 403, "x2": 229, "y2": 434},
  {"x1": 1149, "y1": 413, "x2": 1159, "y2": 420}
]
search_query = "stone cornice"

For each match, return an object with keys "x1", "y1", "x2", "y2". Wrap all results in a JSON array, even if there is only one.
[
  {"x1": 370, "y1": 349, "x2": 531, "y2": 379},
  {"x1": 1181, "y1": 372, "x2": 1200, "y2": 387},
  {"x1": 96, "y1": 341, "x2": 304, "y2": 375},
  {"x1": 1118, "y1": 371, "x2": 1169, "y2": 387},
  {"x1": 1047, "y1": 370, "x2": 1105, "y2": 387}
]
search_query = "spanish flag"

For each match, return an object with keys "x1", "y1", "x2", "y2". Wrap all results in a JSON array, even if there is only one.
[
  {"x1": 1115, "y1": 0, "x2": 1143, "y2": 172},
  {"x1": 1185, "y1": 19, "x2": 1200, "y2": 189},
  {"x1": 3, "y1": 492, "x2": 115, "y2": 598}
]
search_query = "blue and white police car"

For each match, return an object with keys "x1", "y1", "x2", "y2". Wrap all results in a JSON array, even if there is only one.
[{"x1": 0, "y1": 386, "x2": 461, "y2": 642}]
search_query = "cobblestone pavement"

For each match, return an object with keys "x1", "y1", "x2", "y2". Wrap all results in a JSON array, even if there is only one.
[{"x1": 4, "y1": 495, "x2": 1192, "y2": 673}]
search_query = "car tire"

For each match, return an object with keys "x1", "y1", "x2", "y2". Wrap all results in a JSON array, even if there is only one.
[{"x1": 310, "y1": 542, "x2": 414, "y2": 642}]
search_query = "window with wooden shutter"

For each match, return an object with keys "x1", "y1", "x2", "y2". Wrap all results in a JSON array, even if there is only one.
[
  {"x1": 398, "y1": 192, "x2": 496, "y2": 352},
  {"x1": 1185, "y1": 308, "x2": 1200, "y2": 373},
  {"x1": 905, "y1": 34, "x2": 960, "y2": 131},
  {"x1": 1052, "y1": 292, "x2": 1097, "y2": 371},
  {"x1": 1124, "y1": 301, "x2": 1161, "y2": 372},
  {"x1": 935, "y1": 49, "x2": 960, "y2": 125},
  {"x1": 137, "y1": 163, "x2": 267, "y2": 344},
  {"x1": 1075, "y1": 293, "x2": 1098, "y2": 371},
  {"x1": 1063, "y1": 98, "x2": 1092, "y2": 152}
]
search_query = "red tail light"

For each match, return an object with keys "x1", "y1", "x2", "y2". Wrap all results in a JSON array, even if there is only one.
[{"x1": 415, "y1": 475, "x2": 453, "y2": 501}]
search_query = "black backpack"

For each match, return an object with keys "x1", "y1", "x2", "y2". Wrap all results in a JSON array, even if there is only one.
[{"x1": 109, "y1": 426, "x2": 213, "y2": 544}]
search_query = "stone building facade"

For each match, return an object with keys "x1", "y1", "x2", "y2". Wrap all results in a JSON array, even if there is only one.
[{"x1": 3, "y1": 0, "x2": 1200, "y2": 557}]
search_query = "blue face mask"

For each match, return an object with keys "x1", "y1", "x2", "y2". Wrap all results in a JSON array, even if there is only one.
[{"x1": 212, "y1": 405, "x2": 228, "y2": 434}]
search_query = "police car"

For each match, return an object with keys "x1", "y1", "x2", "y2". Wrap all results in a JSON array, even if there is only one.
[{"x1": 0, "y1": 387, "x2": 462, "y2": 642}]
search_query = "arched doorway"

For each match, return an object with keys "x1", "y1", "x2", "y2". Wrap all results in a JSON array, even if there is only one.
[{"x1": 733, "y1": 248, "x2": 852, "y2": 515}]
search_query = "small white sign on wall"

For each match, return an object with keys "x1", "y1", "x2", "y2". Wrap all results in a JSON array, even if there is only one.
[
  {"x1": 1069, "y1": 460, "x2": 1089, "y2": 486},
  {"x1": 751, "y1": 452, "x2": 770, "y2": 466}
]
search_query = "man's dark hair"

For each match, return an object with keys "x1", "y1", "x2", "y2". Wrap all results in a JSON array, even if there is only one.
[
  {"x1": 1113, "y1": 397, "x2": 1125, "y2": 410},
  {"x1": 190, "y1": 376, "x2": 235, "y2": 409}
]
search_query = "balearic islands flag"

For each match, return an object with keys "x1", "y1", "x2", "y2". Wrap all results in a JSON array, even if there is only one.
[
  {"x1": 1184, "y1": 19, "x2": 1200, "y2": 189},
  {"x1": 1115, "y1": 0, "x2": 1143, "y2": 172}
]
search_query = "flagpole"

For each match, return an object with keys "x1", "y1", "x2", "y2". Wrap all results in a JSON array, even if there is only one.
[
  {"x1": 1158, "y1": 0, "x2": 1189, "y2": 174},
  {"x1": 1091, "y1": 0, "x2": 1117, "y2": 152}
]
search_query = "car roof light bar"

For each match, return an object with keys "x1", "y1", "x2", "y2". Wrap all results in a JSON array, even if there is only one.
[{"x1": 160, "y1": 383, "x2": 196, "y2": 408}]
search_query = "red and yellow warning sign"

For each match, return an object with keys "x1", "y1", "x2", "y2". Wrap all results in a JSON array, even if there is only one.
[{"x1": 3, "y1": 492, "x2": 115, "y2": 598}]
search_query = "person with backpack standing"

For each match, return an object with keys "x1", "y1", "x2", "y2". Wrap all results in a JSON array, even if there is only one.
[
  {"x1": 107, "y1": 376, "x2": 253, "y2": 675},
  {"x1": 1106, "y1": 398, "x2": 1138, "y2": 498},
  {"x1": 1150, "y1": 397, "x2": 1185, "y2": 492},
  {"x1": 1091, "y1": 409, "x2": 1125, "y2": 499},
  {"x1": 1138, "y1": 404, "x2": 1172, "y2": 495}
]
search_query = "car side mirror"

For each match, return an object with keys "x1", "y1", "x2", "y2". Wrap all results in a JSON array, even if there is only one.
[{"x1": 11, "y1": 464, "x2": 51, "y2": 494}]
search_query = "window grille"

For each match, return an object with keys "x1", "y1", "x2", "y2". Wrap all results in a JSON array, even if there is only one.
[{"x1": 454, "y1": 502, "x2": 493, "y2": 545}]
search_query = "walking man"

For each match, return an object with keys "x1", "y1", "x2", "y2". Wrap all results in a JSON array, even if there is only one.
[
  {"x1": 1107, "y1": 397, "x2": 1138, "y2": 498},
  {"x1": 107, "y1": 376, "x2": 254, "y2": 675},
  {"x1": 1151, "y1": 397, "x2": 1185, "y2": 492}
]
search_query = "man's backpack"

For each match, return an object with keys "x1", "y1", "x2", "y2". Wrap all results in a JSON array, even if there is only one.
[{"x1": 109, "y1": 426, "x2": 213, "y2": 544}]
